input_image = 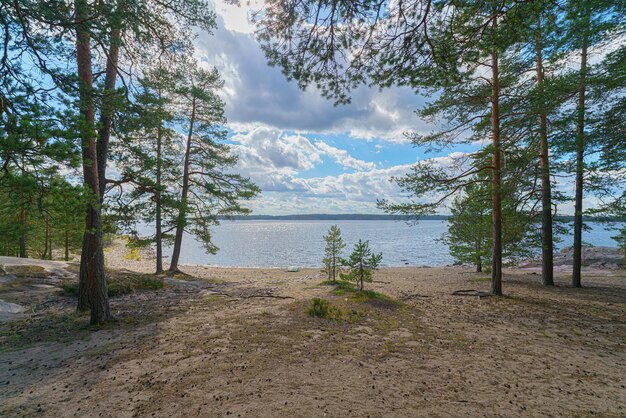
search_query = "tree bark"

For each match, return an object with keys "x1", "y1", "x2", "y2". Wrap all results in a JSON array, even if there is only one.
[
  {"x1": 80, "y1": 18, "x2": 120, "y2": 302},
  {"x1": 476, "y1": 239, "x2": 482, "y2": 273},
  {"x1": 169, "y1": 96, "x2": 196, "y2": 272},
  {"x1": 155, "y1": 124, "x2": 164, "y2": 273},
  {"x1": 75, "y1": 0, "x2": 110, "y2": 324},
  {"x1": 572, "y1": 7, "x2": 590, "y2": 288},
  {"x1": 18, "y1": 206, "x2": 27, "y2": 258},
  {"x1": 65, "y1": 230, "x2": 69, "y2": 261},
  {"x1": 490, "y1": 37, "x2": 503, "y2": 296},
  {"x1": 43, "y1": 213, "x2": 50, "y2": 259},
  {"x1": 97, "y1": 26, "x2": 121, "y2": 201},
  {"x1": 536, "y1": 19, "x2": 554, "y2": 286}
]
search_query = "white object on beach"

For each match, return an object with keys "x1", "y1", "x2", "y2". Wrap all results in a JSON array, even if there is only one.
[{"x1": 287, "y1": 266, "x2": 300, "y2": 272}]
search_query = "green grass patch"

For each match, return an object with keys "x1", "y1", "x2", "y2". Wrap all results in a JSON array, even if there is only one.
[
  {"x1": 3, "y1": 265, "x2": 47, "y2": 277},
  {"x1": 59, "y1": 273, "x2": 164, "y2": 298},
  {"x1": 319, "y1": 279, "x2": 342, "y2": 286},
  {"x1": 0, "y1": 313, "x2": 93, "y2": 352},
  {"x1": 308, "y1": 297, "x2": 365, "y2": 323},
  {"x1": 329, "y1": 280, "x2": 356, "y2": 295},
  {"x1": 322, "y1": 280, "x2": 400, "y2": 308}
]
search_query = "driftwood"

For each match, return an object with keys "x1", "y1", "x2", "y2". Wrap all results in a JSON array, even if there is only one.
[
  {"x1": 236, "y1": 294, "x2": 295, "y2": 300},
  {"x1": 451, "y1": 289, "x2": 492, "y2": 298},
  {"x1": 399, "y1": 292, "x2": 431, "y2": 300}
]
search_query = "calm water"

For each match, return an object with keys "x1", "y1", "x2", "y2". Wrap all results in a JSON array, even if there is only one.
[{"x1": 160, "y1": 220, "x2": 621, "y2": 268}]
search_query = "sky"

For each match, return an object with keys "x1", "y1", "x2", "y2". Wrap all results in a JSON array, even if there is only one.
[
  {"x1": 189, "y1": 1, "x2": 454, "y2": 215},
  {"x1": 193, "y1": 1, "x2": 588, "y2": 216}
]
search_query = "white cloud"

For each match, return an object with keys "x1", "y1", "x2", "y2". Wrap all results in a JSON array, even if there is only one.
[
  {"x1": 193, "y1": 13, "x2": 432, "y2": 143},
  {"x1": 232, "y1": 127, "x2": 322, "y2": 171},
  {"x1": 314, "y1": 141, "x2": 377, "y2": 171}
]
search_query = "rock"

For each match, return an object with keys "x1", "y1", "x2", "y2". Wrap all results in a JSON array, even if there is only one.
[
  {"x1": 554, "y1": 246, "x2": 624, "y2": 269},
  {"x1": 0, "y1": 300, "x2": 26, "y2": 314},
  {"x1": 287, "y1": 266, "x2": 300, "y2": 272}
]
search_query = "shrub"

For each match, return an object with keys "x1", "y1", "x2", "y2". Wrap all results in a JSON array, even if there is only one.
[{"x1": 308, "y1": 297, "x2": 331, "y2": 317}]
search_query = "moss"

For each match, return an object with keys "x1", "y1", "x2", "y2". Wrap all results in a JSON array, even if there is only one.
[
  {"x1": 59, "y1": 273, "x2": 164, "y2": 298},
  {"x1": 3, "y1": 265, "x2": 47, "y2": 277},
  {"x1": 0, "y1": 313, "x2": 92, "y2": 352}
]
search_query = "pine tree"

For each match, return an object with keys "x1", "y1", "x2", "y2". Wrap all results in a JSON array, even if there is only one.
[
  {"x1": 340, "y1": 240, "x2": 382, "y2": 292},
  {"x1": 443, "y1": 184, "x2": 491, "y2": 273},
  {"x1": 557, "y1": 0, "x2": 624, "y2": 287},
  {"x1": 168, "y1": 62, "x2": 260, "y2": 273},
  {"x1": 322, "y1": 225, "x2": 345, "y2": 282},
  {"x1": 443, "y1": 172, "x2": 542, "y2": 272},
  {"x1": 111, "y1": 64, "x2": 181, "y2": 273}
]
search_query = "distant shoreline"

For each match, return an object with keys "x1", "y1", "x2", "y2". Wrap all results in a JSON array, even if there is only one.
[{"x1": 221, "y1": 214, "x2": 624, "y2": 222}]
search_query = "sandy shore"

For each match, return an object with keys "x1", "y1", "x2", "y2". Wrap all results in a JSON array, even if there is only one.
[{"x1": 0, "y1": 246, "x2": 625, "y2": 417}]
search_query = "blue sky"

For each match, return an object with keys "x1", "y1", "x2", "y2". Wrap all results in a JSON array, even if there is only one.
[
  {"x1": 195, "y1": 1, "x2": 594, "y2": 216},
  {"x1": 190, "y1": 1, "x2": 474, "y2": 215}
]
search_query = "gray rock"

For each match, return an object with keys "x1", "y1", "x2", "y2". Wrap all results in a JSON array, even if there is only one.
[{"x1": 0, "y1": 300, "x2": 26, "y2": 314}]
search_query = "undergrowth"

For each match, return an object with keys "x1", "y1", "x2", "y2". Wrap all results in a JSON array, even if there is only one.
[
  {"x1": 308, "y1": 297, "x2": 365, "y2": 323},
  {"x1": 60, "y1": 273, "x2": 164, "y2": 298}
]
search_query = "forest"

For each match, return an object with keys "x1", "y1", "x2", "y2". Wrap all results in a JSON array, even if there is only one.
[{"x1": 1, "y1": 1, "x2": 625, "y2": 321}]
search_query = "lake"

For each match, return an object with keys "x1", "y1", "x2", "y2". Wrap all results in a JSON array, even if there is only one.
[{"x1": 161, "y1": 220, "x2": 622, "y2": 268}]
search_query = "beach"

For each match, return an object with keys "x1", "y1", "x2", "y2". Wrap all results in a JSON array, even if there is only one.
[{"x1": 0, "y1": 244, "x2": 625, "y2": 417}]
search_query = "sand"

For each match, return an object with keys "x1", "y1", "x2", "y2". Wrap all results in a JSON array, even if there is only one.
[{"x1": 0, "y1": 247, "x2": 625, "y2": 417}]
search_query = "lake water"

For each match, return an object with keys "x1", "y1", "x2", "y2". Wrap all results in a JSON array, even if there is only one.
[{"x1": 162, "y1": 220, "x2": 621, "y2": 268}]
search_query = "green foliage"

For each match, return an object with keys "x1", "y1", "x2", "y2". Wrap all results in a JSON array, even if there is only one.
[
  {"x1": 612, "y1": 227, "x2": 626, "y2": 262},
  {"x1": 307, "y1": 297, "x2": 365, "y2": 323},
  {"x1": 60, "y1": 274, "x2": 164, "y2": 298},
  {"x1": 0, "y1": 172, "x2": 85, "y2": 260},
  {"x1": 340, "y1": 240, "x2": 382, "y2": 291},
  {"x1": 321, "y1": 225, "x2": 345, "y2": 282},
  {"x1": 442, "y1": 174, "x2": 542, "y2": 270},
  {"x1": 308, "y1": 297, "x2": 332, "y2": 317},
  {"x1": 0, "y1": 313, "x2": 93, "y2": 353}
]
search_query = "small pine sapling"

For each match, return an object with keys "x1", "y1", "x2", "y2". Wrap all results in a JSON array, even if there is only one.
[
  {"x1": 322, "y1": 225, "x2": 345, "y2": 282},
  {"x1": 340, "y1": 240, "x2": 382, "y2": 291}
]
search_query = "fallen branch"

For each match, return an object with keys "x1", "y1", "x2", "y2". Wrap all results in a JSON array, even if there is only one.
[
  {"x1": 399, "y1": 293, "x2": 431, "y2": 300},
  {"x1": 451, "y1": 289, "x2": 492, "y2": 297}
]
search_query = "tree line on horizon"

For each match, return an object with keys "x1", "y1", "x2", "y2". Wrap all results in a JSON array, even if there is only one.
[{"x1": 256, "y1": 0, "x2": 625, "y2": 294}]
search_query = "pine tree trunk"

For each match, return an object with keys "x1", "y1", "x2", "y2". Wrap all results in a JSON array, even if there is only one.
[
  {"x1": 536, "y1": 21, "x2": 554, "y2": 286},
  {"x1": 155, "y1": 125, "x2": 163, "y2": 273},
  {"x1": 572, "y1": 8, "x2": 590, "y2": 288},
  {"x1": 476, "y1": 239, "x2": 482, "y2": 273},
  {"x1": 43, "y1": 214, "x2": 50, "y2": 259},
  {"x1": 490, "y1": 38, "x2": 503, "y2": 296},
  {"x1": 18, "y1": 206, "x2": 27, "y2": 258},
  {"x1": 75, "y1": 0, "x2": 110, "y2": 324},
  {"x1": 97, "y1": 26, "x2": 121, "y2": 201},
  {"x1": 169, "y1": 96, "x2": 196, "y2": 272},
  {"x1": 65, "y1": 230, "x2": 69, "y2": 261}
]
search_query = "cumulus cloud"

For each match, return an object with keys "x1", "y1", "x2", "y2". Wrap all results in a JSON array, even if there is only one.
[
  {"x1": 194, "y1": 14, "x2": 432, "y2": 142},
  {"x1": 231, "y1": 127, "x2": 321, "y2": 171},
  {"x1": 193, "y1": 4, "x2": 464, "y2": 214},
  {"x1": 314, "y1": 141, "x2": 377, "y2": 171},
  {"x1": 227, "y1": 126, "x2": 468, "y2": 214}
]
